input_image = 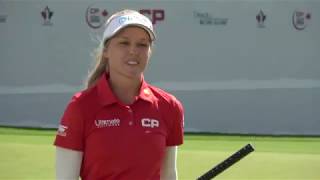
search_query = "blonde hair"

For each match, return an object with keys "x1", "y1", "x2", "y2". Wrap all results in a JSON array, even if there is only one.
[
  {"x1": 85, "y1": 9, "x2": 153, "y2": 89},
  {"x1": 85, "y1": 45, "x2": 107, "y2": 89}
]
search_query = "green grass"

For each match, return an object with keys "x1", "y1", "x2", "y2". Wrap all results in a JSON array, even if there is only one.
[
  {"x1": 179, "y1": 135, "x2": 320, "y2": 180},
  {"x1": 1, "y1": 127, "x2": 320, "y2": 179}
]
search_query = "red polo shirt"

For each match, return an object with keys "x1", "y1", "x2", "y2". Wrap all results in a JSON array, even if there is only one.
[{"x1": 54, "y1": 73, "x2": 184, "y2": 180}]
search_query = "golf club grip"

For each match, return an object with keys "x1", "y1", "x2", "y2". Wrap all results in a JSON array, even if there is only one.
[{"x1": 197, "y1": 144, "x2": 254, "y2": 180}]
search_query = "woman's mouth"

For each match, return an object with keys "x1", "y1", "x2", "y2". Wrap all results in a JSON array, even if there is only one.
[{"x1": 127, "y1": 60, "x2": 139, "y2": 65}]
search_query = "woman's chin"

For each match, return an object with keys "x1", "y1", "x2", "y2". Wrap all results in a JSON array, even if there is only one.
[{"x1": 122, "y1": 70, "x2": 143, "y2": 80}]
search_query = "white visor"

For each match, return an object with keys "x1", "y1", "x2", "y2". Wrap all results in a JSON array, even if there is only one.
[{"x1": 102, "y1": 12, "x2": 155, "y2": 44}]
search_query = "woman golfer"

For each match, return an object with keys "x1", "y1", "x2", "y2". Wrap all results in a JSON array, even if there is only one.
[{"x1": 54, "y1": 9, "x2": 184, "y2": 180}]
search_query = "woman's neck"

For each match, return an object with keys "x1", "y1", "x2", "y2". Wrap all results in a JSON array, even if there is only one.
[{"x1": 108, "y1": 73, "x2": 142, "y2": 105}]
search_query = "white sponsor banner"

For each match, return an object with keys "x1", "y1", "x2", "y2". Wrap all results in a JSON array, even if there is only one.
[
  {"x1": 0, "y1": 0, "x2": 319, "y2": 134},
  {"x1": 1, "y1": 0, "x2": 319, "y2": 89}
]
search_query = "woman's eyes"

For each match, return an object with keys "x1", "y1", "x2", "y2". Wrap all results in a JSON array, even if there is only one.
[
  {"x1": 137, "y1": 43, "x2": 148, "y2": 47},
  {"x1": 118, "y1": 41, "x2": 149, "y2": 47},
  {"x1": 119, "y1": 41, "x2": 129, "y2": 45}
]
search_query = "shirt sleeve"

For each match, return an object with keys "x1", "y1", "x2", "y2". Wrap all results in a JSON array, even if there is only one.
[
  {"x1": 166, "y1": 97, "x2": 184, "y2": 146},
  {"x1": 54, "y1": 96, "x2": 85, "y2": 151}
]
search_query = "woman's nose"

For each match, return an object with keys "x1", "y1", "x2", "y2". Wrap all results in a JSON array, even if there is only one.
[{"x1": 129, "y1": 45, "x2": 138, "y2": 55}]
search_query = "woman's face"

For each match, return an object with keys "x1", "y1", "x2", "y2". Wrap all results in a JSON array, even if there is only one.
[{"x1": 103, "y1": 26, "x2": 152, "y2": 80}]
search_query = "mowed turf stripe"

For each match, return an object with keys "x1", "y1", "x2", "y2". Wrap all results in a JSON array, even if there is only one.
[
  {"x1": 0, "y1": 143, "x2": 55, "y2": 179},
  {"x1": 1, "y1": 127, "x2": 320, "y2": 179},
  {"x1": 178, "y1": 150, "x2": 320, "y2": 180},
  {"x1": 0, "y1": 134, "x2": 55, "y2": 145},
  {"x1": 182, "y1": 138, "x2": 320, "y2": 154}
]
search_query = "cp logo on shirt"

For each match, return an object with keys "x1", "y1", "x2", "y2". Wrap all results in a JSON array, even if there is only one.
[{"x1": 141, "y1": 118, "x2": 159, "y2": 128}]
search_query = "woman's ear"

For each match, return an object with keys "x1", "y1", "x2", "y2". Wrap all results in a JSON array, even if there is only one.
[
  {"x1": 102, "y1": 40, "x2": 110, "y2": 60},
  {"x1": 102, "y1": 47, "x2": 108, "y2": 60}
]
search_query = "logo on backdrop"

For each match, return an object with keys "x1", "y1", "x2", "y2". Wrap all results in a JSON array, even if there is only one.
[
  {"x1": 85, "y1": 7, "x2": 165, "y2": 29},
  {"x1": 193, "y1": 11, "x2": 228, "y2": 26},
  {"x1": 292, "y1": 10, "x2": 311, "y2": 30},
  {"x1": 0, "y1": 15, "x2": 7, "y2": 23},
  {"x1": 256, "y1": 10, "x2": 266, "y2": 28},
  {"x1": 139, "y1": 9, "x2": 165, "y2": 25},
  {"x1": 41, "y1": 6, "x2": 54, "y2": 26},
  {"x1": 86, "y1": 4, "x2": 108, "y2": 29}
]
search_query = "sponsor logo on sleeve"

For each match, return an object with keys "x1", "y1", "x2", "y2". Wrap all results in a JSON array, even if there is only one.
[{"x1": 57, "y1": 125, "x2": 68, "y2": 137}]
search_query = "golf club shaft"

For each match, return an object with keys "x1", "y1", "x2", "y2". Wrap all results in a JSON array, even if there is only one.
[{"x1": 197, "y1": 143, "x2": 254, "y2": 180}]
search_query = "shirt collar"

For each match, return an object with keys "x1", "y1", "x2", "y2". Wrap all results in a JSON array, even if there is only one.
[
  {"x1": 138, "y1": 76, "x2": 155, "y2": 103},
  {"x1": 97, "y1": 73, "x2": 118, "y2": 106},
  {"x1": 97, "y1": 73, "x2": 155, "y2": 106}
]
